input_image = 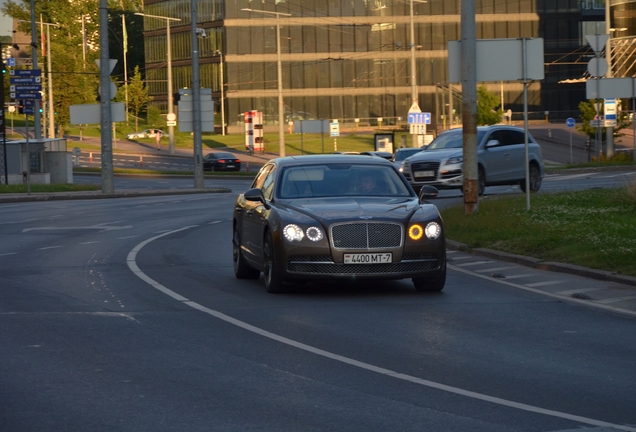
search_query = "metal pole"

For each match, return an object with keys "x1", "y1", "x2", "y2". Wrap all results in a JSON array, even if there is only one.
[
  {"x1": 276, "y1": 14, "x2": 285, "y2": 157},
  {"x1": 99, "y1": 0, "x2": 114, "y2": 194},
  {"x1": 29, "y1": 0, "x2": 41, "y2": 139},
  {"x1": 461, "y1": 0, "x2": 478, "y2": 214},
  {"x1": 46, "y1": 25, "x2": 54, "y2": 138},
  {"x1": 134, "y1": 13, "x2": 181, "y2": 153},
  {"x1": 605, "y1": 1, "x2": 614, "y2": 158},
  {"x1": 191, "y1": 0, "x2": 203, "y2": 188},
  {"x1": 220, "y1": 51, "x2": 225, "y2": 136},
  {"x1": 523, "y1": 38, "x2": 530, "y2": 211},
  {"x1": 410, "y1": 0, "x2": 418, "y2": 147},
  {"x1": 167, "y1": 19, "x2": 175, "y2": 154}
]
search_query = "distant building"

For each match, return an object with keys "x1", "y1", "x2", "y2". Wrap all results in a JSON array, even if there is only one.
[{"x1": 141, "y1": 1, "x2": 613, "y2": 133}]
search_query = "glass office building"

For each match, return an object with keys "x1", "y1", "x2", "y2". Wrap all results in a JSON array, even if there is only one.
[{"x1": 141, "y1": 0, "x2": 594, "y2": 133}]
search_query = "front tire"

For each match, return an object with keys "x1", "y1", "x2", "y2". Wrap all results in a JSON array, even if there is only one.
[
  {"x1": 413, "y1": 265, "x2": 446, "y2": 292},
  {"x1": 263, "y1": 231, "x2": 285, "y2": 293},
  {"x1": 519, "y1": 164, "x2": 542, "y2": 193},
  {"x1": 233, "y1": 229, "x2": 260, "y2": 279}
]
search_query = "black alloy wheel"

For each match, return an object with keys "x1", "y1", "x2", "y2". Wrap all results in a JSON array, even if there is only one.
[
  {"x1": 263, "y1": 231, "x2": 285, "y2": 293},
  {"x1": 233, "y1": 229, "x2": 260, "y2": 279}
]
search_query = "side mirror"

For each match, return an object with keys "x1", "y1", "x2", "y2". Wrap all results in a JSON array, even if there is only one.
[
  {"x1": 419, "y1": 185, "x2": 439, "y2": 202},
  {"x1": 486, "y1": 139, "x2": 500, "y2": 148},
  {"x1": 244, "y1": 188, "x2": 266, "y2": 204}
]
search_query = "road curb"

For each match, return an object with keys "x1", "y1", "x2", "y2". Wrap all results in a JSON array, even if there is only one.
[{"x1": 0, "y1": 188, "x2": 232, "y2": 204}]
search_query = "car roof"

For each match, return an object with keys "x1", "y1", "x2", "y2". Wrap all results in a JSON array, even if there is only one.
[{"x1": 271, "y1": 154, "x2": 394, "y2": 168}]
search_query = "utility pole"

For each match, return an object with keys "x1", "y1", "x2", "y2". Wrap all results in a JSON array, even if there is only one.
[
  {"x1": 461, "y1": 0, "x2": 478, "y2": 214},
  {"x1": 99, "y1": 0, "x2": 114, "y2": 194},
  {"x1": 29, "y1": 0, "x2": 41, "y2": 138}
]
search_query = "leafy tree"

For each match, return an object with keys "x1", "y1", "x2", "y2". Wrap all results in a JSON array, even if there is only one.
[
  {"x1": 127, "y1": 65, "x2": 151, "y2": 131},
  {"x1": 1, "y1": 0, "x2": 143, "y2": 132},
  {"x1": 477, "y1": 85, "x2": 502, "y2": 125}
]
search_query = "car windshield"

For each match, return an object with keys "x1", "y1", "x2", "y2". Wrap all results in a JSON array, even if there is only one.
[
  {"x1": 215, "y1": 153, "x2": 235, "y2": 159},
  {"x1": 278, "y1": 164, "x2": 413, "y2": 199},
  {"x1": 427, "y1": 130, "x2": 487, "y2": 150},
  {"x1": 394, "y1": 149, "x2": 421, "y2": 161}
]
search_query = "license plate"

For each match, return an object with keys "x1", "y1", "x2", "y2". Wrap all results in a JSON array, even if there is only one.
[
  {"x1": 226, "y1": 165, "x2": 235, "y2": 168},
  {"x1": 343, "y1": 253, "x2": 392, "y2": 264},
  {"x1": 414, "y1": 170, "x2": 435, "y2": 177}
]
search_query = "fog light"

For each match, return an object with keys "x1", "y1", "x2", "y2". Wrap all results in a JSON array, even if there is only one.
[
  {"x1": 306, "y1": 226, "x2": 323, "y2": 242},
  {"x1": 425, "y1": 222, "x2": 441, "y2": 240},
  {"x1": 283, "y1": 224, "x2": 304, "y2": 242},
  {"x1": 408, "y1": 224, "x2": 424, "y2": 240}
]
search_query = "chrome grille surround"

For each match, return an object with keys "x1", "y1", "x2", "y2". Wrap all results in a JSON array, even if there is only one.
[
  {"x1": 330, "y1": 222, "x2": 403, "y2": 249},
  {"x1": 287, "y1": 254, "x2": 440, "y2": 274},
  {"x1": 411, "y1": 161, "x2": 441, "y2": 181}
]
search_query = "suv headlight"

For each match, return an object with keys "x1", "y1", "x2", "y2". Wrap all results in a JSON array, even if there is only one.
[{"x1": 446, "y1": 156, "x2": 463, "y2": 165}]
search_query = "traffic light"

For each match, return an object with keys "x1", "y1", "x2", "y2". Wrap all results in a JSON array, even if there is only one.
[
  {"x1": 173, "y1": 92, "x2": 180, "y2": 105},
  {"x1": 18, "y1": 101, "x2": 24, "y2": 114},
  {"x1": 39, "y1": 101, "x2": 43, "y2": 113}
]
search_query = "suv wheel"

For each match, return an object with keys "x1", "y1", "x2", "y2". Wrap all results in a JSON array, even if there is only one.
[{"x1": 519, "y1": 164, "x2": 541, "y2": 193}]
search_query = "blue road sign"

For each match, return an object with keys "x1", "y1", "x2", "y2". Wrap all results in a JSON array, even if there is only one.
[
  {"x1": 10, "y1": 92, "x2": 42, "y2": 99},
  {"x1": 6, "y1": 58, "x2": 15, "y2": 67},
  {"x1": 24, "y1": 107, "x2": 35, "y2": 114},
  {"x1": 9, "y1": 76, "x2": 41, "y2": 84},
  {"x1": 566, "y1": 117, "x2": 575, "y2": 128},
  {"x1": 9, "y1": 69, "x2": 41, "y2": 77},
  {"x1": 408, "y1": 112, "x2": 431, "y2": 124},
  {"x1": 24, "y1": 100, "x2": 35, "y2": 106},
  {"x1": 10, "y1": 85, "x2": 42, "y2": 92}
]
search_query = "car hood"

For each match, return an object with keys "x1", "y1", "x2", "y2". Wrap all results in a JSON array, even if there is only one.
[
  {"x1": 408, "y1": 148, "x2": 462, "y2": 162},
  {"x1": 278, "y1": 197, "x2": 433, "y2": 225}
]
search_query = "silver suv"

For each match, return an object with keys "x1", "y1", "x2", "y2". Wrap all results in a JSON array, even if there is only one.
[{"x1": 401, "y1": 126, "x2": 544, "y2": 195}]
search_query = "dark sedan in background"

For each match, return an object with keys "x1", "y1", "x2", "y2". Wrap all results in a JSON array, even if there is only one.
[
  {"x1": 232, "y1": 155, "x2": 446, "y2": 293},
  {"x1": 203, "y1": 152, "x2": 242, "y2": 172}
]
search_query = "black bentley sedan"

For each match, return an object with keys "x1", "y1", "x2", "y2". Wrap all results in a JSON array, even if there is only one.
[
  {"x1": 232, "y1": 155, "x2": 446, "y2": 293},
  {"x1": 203, "y1": 152, "x2": 241, "y2": 172}
]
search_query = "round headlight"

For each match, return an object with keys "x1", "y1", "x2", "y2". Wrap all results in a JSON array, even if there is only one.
[
  {"x1": 425, "y1": 222, "x2": 441, "y2": 240},
  {"x1": 283, "y1": 224, "x2": 304, "y2": 242},
  {"x1": 305, "y1": 226, "x2": 323, "y2": 242},
  {"x1": 408, "y1": 224, "x2": 424, "y2": 240}
]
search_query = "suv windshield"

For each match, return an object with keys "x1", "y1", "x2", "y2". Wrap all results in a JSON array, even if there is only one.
[{"x1": 427, "y1": 130, "x2": 487, "y2": 150}]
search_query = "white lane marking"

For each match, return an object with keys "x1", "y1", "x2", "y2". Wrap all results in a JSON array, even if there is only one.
[
  {"x1": 449, "y1": 256, "x2": 472, "y2": 261},
  {"x1": 557, "y1": 288, "x2": 603, "y2": 296},
  {"x1": 126, "y1": 227, "x2": 636, "y2": 431},
  {"x1": 117, "y1": 235, "x2": 140, "y2": 240},
  {"x1": 37, "y1": 246, "x2": 63, "y2": 250},
  {"x1": 0, "y1": 252, "x2": 18, "y2": 256},
  {"x1": 476, "y1": 266, "x2": 517, "y2": 273},
  {"x1": 23, "y1": 222, "x2": 132, "y2": 232},
  {"x1": 525, "y1": 281, "x2": 564, "y2": 288},
  {"x1": 500, "y1": 273, "x2": 535, "y2": 280},
  {"x1": 596, "y1": 295, "x2": 636, "y2": 304},
  {"x1": 78, "y1": 241, "x2": 102, "y2": 245},
  {"x1": 545, "y1": 173, "x2": 594, "y2": 182},
  {"x1": 456, "y1": 261, "x2": 493, "y2": 267},
  {"x1": 450, "y1": 264, "x2": 636, "y2": 319}
]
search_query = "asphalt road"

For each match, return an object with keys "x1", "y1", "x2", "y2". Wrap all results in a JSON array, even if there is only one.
[{"x1": 1, "y1": 190, "x2": 635, "y2": 431}]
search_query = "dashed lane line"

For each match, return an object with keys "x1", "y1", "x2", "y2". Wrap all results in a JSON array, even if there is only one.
[{"x1": 125, "y1": 225, "x2": 636, "y2": 432}]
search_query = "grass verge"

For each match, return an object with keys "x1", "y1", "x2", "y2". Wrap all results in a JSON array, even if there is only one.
[{"x1": 440, "y1": 182, "x2": 636, "y2": 277}]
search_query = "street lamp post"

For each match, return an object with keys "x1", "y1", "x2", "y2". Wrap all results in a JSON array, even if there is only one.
[
  {"x1": 135, "y1": 13, "x2": 181, "y2": 154},
  {"x1": 241, "y1": 8, "x2": 291, "y2": 157},
  {"x1": 214, "y1": 50, "x2": 226, "y2": 136},
  {"x1": 409, "y1": 0, "x2": 427, "y2": 146}
]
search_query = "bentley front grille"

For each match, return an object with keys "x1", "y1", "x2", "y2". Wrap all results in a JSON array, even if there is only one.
[{"x1": 331, "y1": 222, "x2": 402, "y2": 249}]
